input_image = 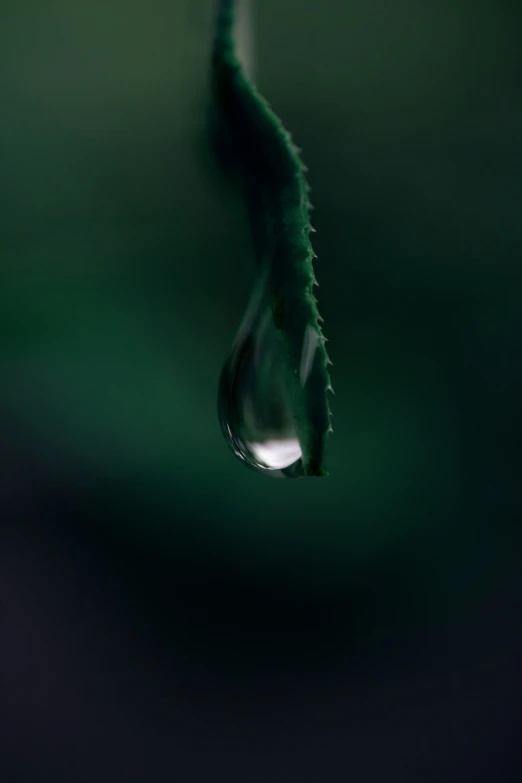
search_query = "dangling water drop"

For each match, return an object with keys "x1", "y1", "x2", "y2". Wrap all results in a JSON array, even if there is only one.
[{"x1": 219, "y1": 268, "x2": 321, "y2": 478}]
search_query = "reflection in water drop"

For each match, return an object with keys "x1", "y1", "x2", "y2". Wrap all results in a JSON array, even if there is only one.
[
  {"x1": 218, "y1": 270, "x2": 319, "y2": 478},
  {"x1": 300, "y1": 325, "x2": 319, "y2": 387},
  {"x1": 249, "y1": 438, "x2": 302, "y2": 470}
]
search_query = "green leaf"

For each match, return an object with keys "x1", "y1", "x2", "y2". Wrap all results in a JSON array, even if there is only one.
[{"x1": 212, "y1": 0, "x2": 333, "y2": 478}]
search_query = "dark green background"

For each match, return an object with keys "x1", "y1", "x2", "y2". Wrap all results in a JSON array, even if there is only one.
[
  {"x1": 2, "y1": 0, "x2": 521, "y2": 678},
  {"x1": 1, "y1": 2, "x2": 522, "y2": 781}
]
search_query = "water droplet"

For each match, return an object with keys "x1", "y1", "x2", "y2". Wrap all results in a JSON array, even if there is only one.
[{"x1": 218, "y1": 269, "x2": 320, "y2": 478}]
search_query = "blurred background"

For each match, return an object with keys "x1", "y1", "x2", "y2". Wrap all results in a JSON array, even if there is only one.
[{"x1": 1, "y1": 1, "x2": 521, "y2": 780}]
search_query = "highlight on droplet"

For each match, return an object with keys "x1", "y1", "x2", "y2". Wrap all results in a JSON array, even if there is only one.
[{"x1": 248, "y1": 437, "x2": 302, "y2": 471}]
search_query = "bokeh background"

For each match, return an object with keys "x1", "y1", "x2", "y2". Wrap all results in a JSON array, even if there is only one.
[{"x1": 1, "y1": 1, "x2": 521, "y2": 780}]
